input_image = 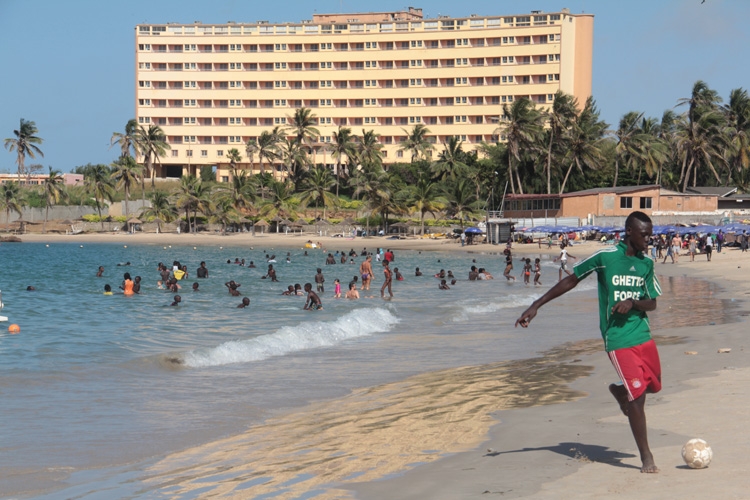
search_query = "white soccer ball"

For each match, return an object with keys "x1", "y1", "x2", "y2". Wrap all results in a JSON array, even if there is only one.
[{"x1": 682, "y1": 438, "x2": 712, "y2": 469}]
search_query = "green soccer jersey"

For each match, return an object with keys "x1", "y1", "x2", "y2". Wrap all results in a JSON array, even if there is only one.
[{"x1": 573, "y1": 241, "x2": 662, "y2": 352}]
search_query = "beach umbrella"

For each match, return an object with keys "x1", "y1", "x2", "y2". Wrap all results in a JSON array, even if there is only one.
[
  {"x1": 464, "y1": 227, "x2": 483, "y2": 234},
  {"x1": 295, "y1": 218, "x2": 309, "y2": 226},
  {"x1": 316, "y1": 219, "x2": 330, "y2": 225}
]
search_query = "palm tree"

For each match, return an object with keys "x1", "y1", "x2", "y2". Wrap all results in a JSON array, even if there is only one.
[
  {"x1": 495, "y1": 98, "x2": 545, "y2": 194},
  {"x1": 135, "y1": 124, "x2": 170, "y2": 187},
  {"x1": 544, "y1": 91, "x2": 578, "y2": 194},
  {"x1": 259, "y1": 180, "x2": 299, "y2": 220},
  {"x1": 42, "y1": 167, "x2": 68, "y2": 233},
  {"x1": 245, "y1": 138, "x2": 257, "y2": 173},
  {"x1": 611, "y1": 111, "x2": 645, "y2": 188},
  {"x1": 0, "y1": 182, "x2": 24, "y2": 230},
  {"x1": 444, "y1": 179, "x2": 479, "y2": 230},
  {"x1": 227, "y1": 148, "x2": 242, "y2": 174},
  {"x1": 399, "y1": 124, "x2": 433, "y2": 162},
  {"x1": 431, "y1": 136, "x2": 471, "y2": 181},
  {"x1": 110, "y1": 156, "x2": 144, "y2": 218},
  {"x1": 220, "y1": 168, "x2": 257, "y2": 212},
  {"x1": 256, "y1": 129, "x2": 281, "y2": 195},
  {"x1": 287, "y1": 107, "x2": 320, "y2": 147},
  {"x1": 140, "y1": 190, "x2": 176, "y2": 233},
  {"x1": 84, "y1": 164, "x2": 115, "y2": 230},
  {"x1": 277, "y1": 137, "x2": 309, "y2": 191},
  {"x1": 559, "y1": 97, "x2": 608, "y2": 194},
  {"x1": 299, "y1": 165, "x2": 338, "y2": 218},
  {"x1": 4, "y1": 119, "x2": 44, "y2": 183},
  {"x1": 209, "y1": 198, "x2": 241, "y2": 235},
  {"x1": 406, "y1": 176, "x2": 446, "y2": 235},
  {"x1": 656, "y1": 110, "x2": 679, "y2": 186},
  {"x1": 175, "y1": 175, "x2": 213, "y2": 233},
  {"x1": 357, "y1": 129, "x2": 384, "y2": 167},
  {"x1": 111, "y1": 119, "x2": 139, "y2": 159},
  {"x1": 723, "y1": 88, "x2": 750, "y2": 185},
  {"x1": 353, "y1": 164, "x2": 394, "y2": 234},
  {"x1": 633, "y1": 117, "x2": 668, "y2": 185},
  {"x1": 331, "y1": 126, "x2": 356, "y2": 197}
]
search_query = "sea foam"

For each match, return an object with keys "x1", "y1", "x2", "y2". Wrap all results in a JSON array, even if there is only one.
[{"x1": 181, "y1": 307, "x2": 399, "y2": 368}]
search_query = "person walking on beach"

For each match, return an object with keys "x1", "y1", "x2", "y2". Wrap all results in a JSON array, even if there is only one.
[
  {"x1": 381, "y1": 260, "x2": 393, "y2": 298},
  {"x1": 516, "y1": 211, "x2": 663, "y2": 474},
  {"x1": 704, "y1": 233, "x2": 713, "y2": 261},
  {"x1": 554, "y1": 243, "x2": 576, "y2": 282}
]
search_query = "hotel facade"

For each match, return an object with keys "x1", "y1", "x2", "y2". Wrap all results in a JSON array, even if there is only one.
[{"x1": 134, "y1": 7, "x2": 593, "y2": 181}]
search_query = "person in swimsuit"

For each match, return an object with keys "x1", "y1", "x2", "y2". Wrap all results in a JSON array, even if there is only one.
[
  {"x1": 121, "y1": 273, "x2": 135, "y2": 295},
  {"x1": 103, "y1": 284, "x2": 113, "y2": 295},
  {"x1": 360, "y1": 255, "x2": 373, "y2": 291},
  {"x1": 170, "y1": 295, "x2": 181, "y2": 306},
  {"x1": 503, "y1": 249, "x2": 516, "y2": 281},
  {"x1": 439, "y1": 279, "x2": 450, "y2": 290},
  {"x1": 315, "y1": 268, "x2": 325, "y2": 293},
  {"x1": 225, "y1": 281, "x2": 241, "y2": 296},
  {"x1": 345, "y1": 282, "x2": 360, "y2": 299},
  {"x1": 381, "y1": 260, "x2": 393, "y2": 298},
  {"x1": 533, "y1": 258, "x2": 542, "y2": 286},
  {"x1": 197, "y1": 261, "x2": 209, "y2": 278},
  {"x1": 334, "y1": 279, "x2": 341, "y2": 298}
]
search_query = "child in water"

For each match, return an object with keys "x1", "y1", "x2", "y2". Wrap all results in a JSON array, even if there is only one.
[
  {"x1": 394, "y1": 267, "x2": 404, "y2": 281},
  {"x1": 534, "y1": 258, "x2": 542, "y2": 286},
  {"x1": 303, "y1": 283, "x2": 323, "y2": 310},
  {"x1": 237, "y1": 297, "x2": 250, "y2": 308},
  {"x1": 103, "y1": 284, "x2": 113, "y2": 295},
  {"x1": 170, "y1": 295, "x2": 181, "y2": 306},
  {"x1": 334, "y1": 278, "x2": 341, "y2": 298},
  {"x1": 345, "y1": 282, "x2": 360, "y2": 299},
  {"x1": 439, "y1": 279, "x2": 450, "y2": 290},
  {"x1": 523, "y1": 258, "x2": 532, "y2": 285}
]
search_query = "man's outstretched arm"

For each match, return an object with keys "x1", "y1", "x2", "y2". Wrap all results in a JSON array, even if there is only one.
[{"x1": 515, "y1": 273, "x2": 581, "y2": 328}]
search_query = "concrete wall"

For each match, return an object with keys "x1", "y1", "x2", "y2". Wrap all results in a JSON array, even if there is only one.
[{"x1": 1, "y1": 206, "x2": 101, "y2": 224}]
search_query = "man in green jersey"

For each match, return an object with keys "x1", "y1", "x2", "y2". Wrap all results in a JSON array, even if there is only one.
[{"x1": 516, "y1": 211, "x2": 662, "y2": 473}]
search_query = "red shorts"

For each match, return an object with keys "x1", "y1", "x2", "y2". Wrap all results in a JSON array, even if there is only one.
[{"x1": 608, "y1": 339, "x2": 661, "y2": 401}]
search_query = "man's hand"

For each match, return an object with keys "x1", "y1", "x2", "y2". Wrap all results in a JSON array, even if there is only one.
[
  {"x1": 515, "y1": 306, "x2": 538, "y2": 328},
  {"x1": 611, "y1": 298, "x2": 635, "y2": 315}
]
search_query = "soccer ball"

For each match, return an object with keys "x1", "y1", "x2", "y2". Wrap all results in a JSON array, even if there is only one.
[{"x1": 682, "y1": 438, "x2": 712, "y2": 469}]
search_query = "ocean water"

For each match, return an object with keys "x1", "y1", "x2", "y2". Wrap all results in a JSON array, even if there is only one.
[{"x1": 0, "y1": 241, "x2": 733, "y2": 498}]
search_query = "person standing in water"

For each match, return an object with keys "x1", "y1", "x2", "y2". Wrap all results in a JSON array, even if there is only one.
[{"x1": 515, "y1": 211, "x2": 663, "y2": 474}]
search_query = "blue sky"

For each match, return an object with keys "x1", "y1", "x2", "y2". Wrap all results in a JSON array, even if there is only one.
[{"x1": 0, "y1": 0, "x2": 747, "y2": 173}]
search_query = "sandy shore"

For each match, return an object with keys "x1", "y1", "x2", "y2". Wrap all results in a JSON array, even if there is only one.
[{"x1": 351, "y1": 248, "x2": 750, "y2": 499}]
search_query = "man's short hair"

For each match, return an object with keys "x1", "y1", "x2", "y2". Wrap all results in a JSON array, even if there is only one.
[{"x1": 625, "y1": 211, "x2": 652, "y2": 229}]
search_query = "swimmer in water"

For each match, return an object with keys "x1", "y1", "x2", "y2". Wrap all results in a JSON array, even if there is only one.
[
  {"x1": 103, "y1": 284, "x2": 113, "y2": 295},
  {"x1": 439, "y1": 279, "x2": 450, "y2": 290},
  {"x1": 303, "y1": 283, "x2": 323, "y2": 310},
  {"x1": 96, "y1": 266, "x2": 104, "y2": 277},
  {"x1": 121, "y1": 273, "x2": 135, "y2": 295},
  {"x1": 170, "y1": 295, "x2": 181, "y2": 306},
  {"x1": 237, "y1": 297, "x2": 250, "y2": 308},
  {"x1": 225, "y1": 280, "x2": 241, "y2": 296},
  {"x1": 192, "y1": 282, "x2": 199, "y2": 291},
  {"x1": 345, "y1": 282, "x2": 360, "y2": 299},
  {"x1": 133, "y1": 276, "x2": 142, "y2": 294}
]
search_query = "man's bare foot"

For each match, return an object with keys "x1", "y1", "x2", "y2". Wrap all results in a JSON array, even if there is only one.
[
  {"x1": 640, "y1": 455, "x2": 659, "y2": 473},
  {"x1": 609, "y1": 383, "x2": 629, "y2": 416}
]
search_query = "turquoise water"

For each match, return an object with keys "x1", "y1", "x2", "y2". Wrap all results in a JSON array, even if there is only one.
[{"x1": 0, "y1": 241, "x2": 731, "y2": 497}]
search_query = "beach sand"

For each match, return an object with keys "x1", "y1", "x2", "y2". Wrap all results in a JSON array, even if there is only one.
[{"x1": 14, "y1": 232, "x2": 750, "y2": 498}]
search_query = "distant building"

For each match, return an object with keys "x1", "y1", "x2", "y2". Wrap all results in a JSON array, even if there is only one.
[
  {"x1": 502, "y1": 185, "x2": 719, "y2": 220},
  {"x1": 0, "y1": 173, "x2": 84, "y2": 186},
  {"x1": 134, "y1": 7, "x2": 594, "y2": 181}
]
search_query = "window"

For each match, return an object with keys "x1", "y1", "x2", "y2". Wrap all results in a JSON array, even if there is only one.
[
  {"x1": 274, "y1": 99, "x2": 287, "y2": 107},
  {"x1": 229, "y1": 117, "x2": 241, "y2": 125},
  {"x1": 410, "y1": 40, "x2": 423, "y2": 47},
  {"x1": 275, "y1": 81, "x2": 287, "y2": 88},
  {"x1": 171, "y1": 150, "x2": 178, "y2": 157},
  {"x1": 275, "y1": 62, "x2": 287, "y2": 69},
  {"x1": 410, "y1": 60, "x2": 422, "y2": 67},
  {"x1": 502, "y1": 36, "x2": 515, "y2": 44},
  {"x1": 274, "y1": 43, "x2": 287, "y2": 51},
  {"x1": 229, "y1": 81, "x2": 241, "y2": 88},
  {"x1": 456, "y1": 38, "x2": 469, "y2": 46},
  {"x1": 409, "y1": 78, "x2": 422, "y2": 86},
  {"x1": 229, "y1": 136, "x2": 242, "y2": 143},
  {"x1": 183, "y1": 117, "x2": 196, "y2": 125},
  {"x1": 274, "y1": 117, "x2": 287, "y2": 124},
  {"x1": 217, "y1": 150, "x2": 224, "y2": 156},
  {"x1": 640, "y1": 197, "x2": 652, "y2": 209},
  {"x1": 620, "y1": 197, "x2": 633, "y2": 209},
  {"x1": 139, "y1": 99, "x2": 151, "y2": 106},
  {"x1": 455, "y1": 77, "x2": 467, "y2": 85},
  {"x1": 409, "y1": 97, "x2": 422, "y2": 105},
  {"x1": 201, "y1": 150, "x2": 208, "y2": 157}
]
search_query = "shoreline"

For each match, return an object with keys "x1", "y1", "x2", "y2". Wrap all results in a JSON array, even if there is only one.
[{"x1": 351, "y1": 249, "x2": 750, "y2": 499}]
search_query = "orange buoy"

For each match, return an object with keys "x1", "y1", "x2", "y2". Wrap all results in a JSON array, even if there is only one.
[{"x1": 8, "y1": 324, "x2": 20, "y2": 334}]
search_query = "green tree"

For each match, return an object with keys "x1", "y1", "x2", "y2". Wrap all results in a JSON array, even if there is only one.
[
  {"x1": 357, "y1": 129, "x2": 384, "y2": 167},
  {"x1": 405, "y1": 176, "x2": 446, "y2": 235},
  {"x1": 444, "y1": 179, "x2": 479, "y2": 230},
  {"x1": 611, "y1": 111, "x2": 645, "y2": 188},
  {"x1": 331, "y1": 126, "x2": 356, "y2": 197},
  {"x1": 140, "y1": 190, "x2": 176, "y2": 233},
  {"x1": 220, "y1": 168, "x2": 257, "y2": 212},
  {"x1": 136, "y1": 124, "x2": 170, "y2": 187},
  {"x1": 42, "y1": 167, "x2": 68, "y2": 233},
  {"x1": 399, "y1": 124, "x2": 433, "y2": 162},
  {"x1": 431, "y1": 136, "x2": 471, "y2": 181},
  {"x1": 299, "y1": 164, "x2": 337, "y2": 219},
  {"x1": 111, "y1": 119, "x2": 139, "y2": 159},
  {"x1": 4, "y1": 119, "x2": 44, "y2": 183},
  {"x1": 723, "y1": 88, "x2": 750, "y2": 185},
  {"x1": 494, "y1": 98, "x2": 545, "y2": 195},
  {"x1": 0, "y1": 182, "x2": 25, "y2": 230},
  {"x1": 227, "y1": 148, "x2": 242, "y2": 172},
  {"x1": 209, "y1": 198, "x2": 241, "y2": 235},
  {"x1": 544, "y1": 91, "x2": 578, "y2": 194},
  {"x1": 175, "y1": 175, "x2": 213, "y2": 233},
  {"x1": 84, "y1": 164, "x2": 116, "y2": 230},
  {"x1": 277, "y1": 137, "x2": 309, "y2": 191},
  {"x1": 353, "y1": 164, "x2": 394, "y2": 233},
  {"x1": 259, "y1": 180, "x2": 299, "y2": 220},
  {"x1": 287, "y1": 107, "x2": 320, "y2": 147},
  {"x1": 255, "y1": 129, "x2": 281, "y2": 198},
  {"x1": 110, "y1": 156, "x2": 144, "y2": 218},
  {"x1": 559, "y1": 97, "x2": 608, "y2": 194}
]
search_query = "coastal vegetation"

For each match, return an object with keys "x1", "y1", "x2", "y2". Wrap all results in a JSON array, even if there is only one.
[{"x1": 3, "y1": 80, "x2": 750, "y2": 232}]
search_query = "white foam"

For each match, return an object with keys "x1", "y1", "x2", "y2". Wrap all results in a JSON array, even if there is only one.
[{"x1": 181, "y1": 308, "x2": 399, "y2": 368}]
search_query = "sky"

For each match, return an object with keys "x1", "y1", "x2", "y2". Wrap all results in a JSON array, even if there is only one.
[{"x1": 0, "y1": 0, "x2": 747, "y2": 173}]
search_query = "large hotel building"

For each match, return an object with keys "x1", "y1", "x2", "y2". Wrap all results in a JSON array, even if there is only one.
[{"x1": 134, "y1": 7, "x2": 593, "y2": 181}]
